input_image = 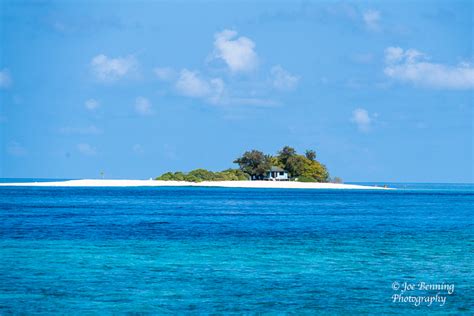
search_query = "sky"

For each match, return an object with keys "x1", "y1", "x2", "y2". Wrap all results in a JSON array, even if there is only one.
[{"x1": 0, "y1": 0, "x2": 473, "y2": 182}]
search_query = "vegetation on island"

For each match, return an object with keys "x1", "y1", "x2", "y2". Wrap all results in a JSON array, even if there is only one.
[
  {"x1": 155, "y1": 146, "x2": 337, "y2": 183},
  {"x1": 156, "y1": 168, "x2": 248, "y2": 182},
  {"x1": 234, "y1": 146, "x2": 329, "y2": 182}
]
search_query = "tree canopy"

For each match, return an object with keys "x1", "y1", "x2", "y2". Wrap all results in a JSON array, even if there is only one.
[
  {"x1": 233, "y1": 150, "x2": 272, "y2": 178},
  {"x1": 277, "y1": 146, "x2": 297, "y2": 166},
  {"x1": 234, "y1": 146, "x2": 330, "y2": 182},
  {"x1": 156, "y1": 145, "x2": 331, "y2": 183},
  {"x1": 156, "y1": 168, "x2": 249, "y2": 182},
  {"x1": 305, "y1": 149, "x2": 317, "y2": 161}
]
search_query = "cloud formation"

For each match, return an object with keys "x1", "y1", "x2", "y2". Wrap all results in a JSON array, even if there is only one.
[
  {"x1": 384, "y1": 47, "x2": 474, "y2": 89},
  {"x1": 154, "y1": 67, "x2": 176, "y2": 81},
  {"x1": 351, "y1": 108, "x2": 372, "y2": 132},
  {"x1": 213, "y1": 29, "x2": 258, "y2": 73},
  {"x1": 0, "y1": 69, "x2": 12, "y2": 89},
  {"x1": 270, "y1": 65, "x2": 300, "y2": 90},
  {"x1": 175, "y1": 69, "x2": 224, "y2": 103},
  {"x1": 85, "y1": 99, "x2": 100, "y2": 110},
  {"x1": 77, "y1": 143, "x2": 96, "y2": 156},
  {"x1": 363, "y1": 9, "x2": 381, "y2": 31},
  {"x1": 134, "y1": 97, "x2": 153, "y2": 115},
  {"x1": 151, "y1": 29, "x2": 298, "y2": 107},
  {"x1": 91, "y1": 54, "x2": 137, "y2": 82}
]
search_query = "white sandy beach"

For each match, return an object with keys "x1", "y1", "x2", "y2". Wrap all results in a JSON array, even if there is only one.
[{"x1": 0, "y1": 179, "x2": 389, "y2": 190}]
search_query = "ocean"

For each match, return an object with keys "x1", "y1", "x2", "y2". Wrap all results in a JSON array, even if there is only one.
[{"x1": 0, "y1": 182, "x2": 472, "y2": 314}]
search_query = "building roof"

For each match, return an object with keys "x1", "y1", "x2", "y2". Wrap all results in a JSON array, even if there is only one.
[{"x1": 270, "y1": 166, "x2": 286, "y2": 172}]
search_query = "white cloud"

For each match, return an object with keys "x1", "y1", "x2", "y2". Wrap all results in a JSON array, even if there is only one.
[
  {"x1": 351, "y1": 108, "x2": 372, "y2": 132},
  {"x1": 134, "y1": 97, "x2": 153, "y2": 115},
  {"x1": 385, "y1": 47, "x2": 424, "y2": 64},
  {"x1": 363, "y1": 9, "x2": 381, "y2": 31},
  {"x1": 150, "y1": 30, "x2": 300, "y2": 107},
  {"x1": 85, "y1": 99, "x2": 100, "y2": 110},
  {"x1": 91, "y1": 54, "x2": 137, "y2": 82},
  {"x1": 0, "y1": 69, "x2": 12, "y2": 89},
  {"x1": 77, "y1": 143, "x2": 96, "y2": 156},
  {"x1": 270, "y1": 65, "x2": 300, "y2": 90},
  {"x1": 213, "y1": 29, "x2": 258, "y2": 73},
  {"x1": 59, "y1": 125, "x2": 102, "y2": 135},
  {"x1": 7, "y1": 141, "x2": 27, "y2": 156},
  {"x1": 384, "y1": 47, "x2": 474, "y2": 89},
  {"x1": 157, "y1": 68, "x2": 278, "y2": 106},
  {"x1": 207, "y1": 79, "x2": 225, "y2": 104},
  {"x1": 384, "y1": 47, "x2": 405, "y2": 64},
  {"x1": 175, "y1": 69, "x2": 210, "y2": 97},
  {"x1": 175, "y1": 69, "x2": 225, "y2": 103},
  {"x1": 154, "y1": 67, "x2": 176, "y2": 81}
]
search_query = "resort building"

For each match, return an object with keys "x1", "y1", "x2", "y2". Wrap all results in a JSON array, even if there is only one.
[{"x1": 251, "y1": 166, "x2": 289, "y2": 181}]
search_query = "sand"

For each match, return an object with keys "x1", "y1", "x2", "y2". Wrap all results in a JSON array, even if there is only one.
[{"x1": 0, "y1": 179, "x2": 390, "y2": 190}]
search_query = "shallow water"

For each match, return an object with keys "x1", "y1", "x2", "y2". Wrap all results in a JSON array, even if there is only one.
[{"x1": 0, "y1": 182, "x2": 472, "y2": 314}]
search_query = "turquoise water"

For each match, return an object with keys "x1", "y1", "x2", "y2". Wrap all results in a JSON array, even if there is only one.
[{"x1": 0, "y1": 182, "x2": 473, "y2": 314}]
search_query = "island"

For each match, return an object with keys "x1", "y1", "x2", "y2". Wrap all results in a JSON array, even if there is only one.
[
  {"x1": 0, "y1": 146, "x2": 390, "y2": 189},
  {"x1": 156, "y1": 146, "x2": 337, "y2": 183}
]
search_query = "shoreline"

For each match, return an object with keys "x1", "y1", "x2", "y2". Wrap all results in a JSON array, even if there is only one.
[{"x1": 0, "y1": 179, "x2": 390, "y2": 190}]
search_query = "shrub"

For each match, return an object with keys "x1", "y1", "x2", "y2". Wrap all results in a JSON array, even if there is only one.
[
  {"x1": 155, "y1": 172, "x2": 174, "y2": 181},
  {"x1": 173, "y1": 172, "x2": 186, "y2": 181},
  {"x1": 297, "y1": 176, "x2": 317, "y2": 182},
  {"x1": 184, "y1": 175, "x2": 202, "y2": 182},
  {"x1": 155, "y1": 168, "x2": 250, "y2": 182},
  {"x1": 220, "y1": 169, "x2": 249, "y2": 180},
  {"x1": 187, "y1": 169, "x2": 216, "y2": 181}
]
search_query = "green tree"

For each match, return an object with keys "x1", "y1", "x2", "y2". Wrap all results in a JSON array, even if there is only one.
[
  {"x1": 156, "y1": 146, "x2": 331, "y2": 183},
  {"x1": 187, "y1": 169, "x2": 216, "y2": 181},
  {"x1": 155, "y1": 172, "x2": 174, "y2": 180},
  {"x1": 301, "y1": 160, "x2": 329, "y2": 182},
  {"x1": 155, "y1": 168, "x2": 249, "y2": 182},
  {"x1": 172, "y1": 172, "x2": 186, "y2": 181},
  {"x1": 284, "y1": 154, "x2": 330, "y2": 183},
  {"x1": 305, "y1": 150, "x2": 317, "y2": 161},
  {"x1": 234, "y1": 150, "x2": 272, "y2": 178},
  {"x1": 285, "y1": 155, "x2": 308, "y2": 178},
  {"x1": 269, "y1": 156, "x2": 284, "y2": 168},
  {"x1": 184, "y1": 174, "x2": 201, "y2": 182},
  {"x1": 277, "y1": 146, "x2": 297, "y2": 166},
  {"x1": 220, "y1": 169, "x2": 250, "y2": 180}
]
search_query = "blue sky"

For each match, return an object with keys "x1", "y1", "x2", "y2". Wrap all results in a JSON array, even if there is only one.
[{"x1": 0, "y1": 0, "x2": 472, "y2": 182}]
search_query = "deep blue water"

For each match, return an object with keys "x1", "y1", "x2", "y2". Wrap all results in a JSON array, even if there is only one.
[{"x1": 0, "y1": 182, "x2": 472, "y2": 314}]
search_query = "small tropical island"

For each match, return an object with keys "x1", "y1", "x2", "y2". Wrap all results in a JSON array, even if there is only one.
[
  {"x1": 156, "y1": 146, "x2": 342, "y2": 183},
  {"x1": 0, "y1": 146, "x2": 387, "y2": 189}
]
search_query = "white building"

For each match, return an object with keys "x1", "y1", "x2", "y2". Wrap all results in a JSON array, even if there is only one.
[{"x1": 263, "y1": 166, "x2": 289, "y2": 181}]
